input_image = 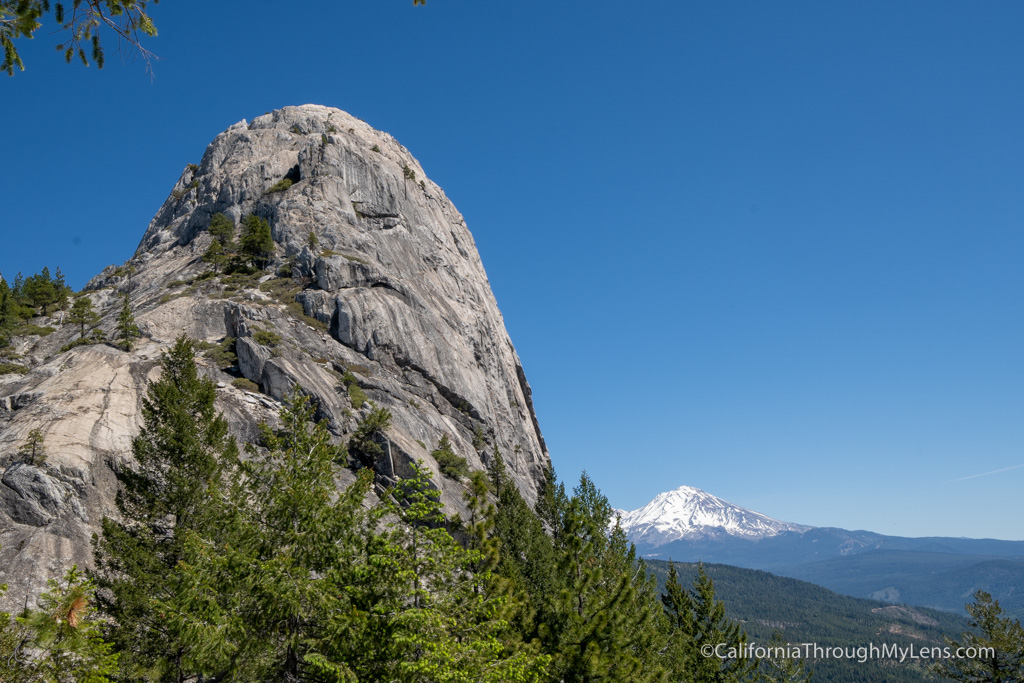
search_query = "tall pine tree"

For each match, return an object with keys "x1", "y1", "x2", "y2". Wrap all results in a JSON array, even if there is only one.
[{"x1": 93, "y1": 336, "x2": 237, "y2": 682}]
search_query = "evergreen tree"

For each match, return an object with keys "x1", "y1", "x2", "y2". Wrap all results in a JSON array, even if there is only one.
[
  {"x1": 67, "y1": 296, "x2": 99, "y2": 340},
  {"x1": 536, "y1": 472, "x2": 668, "y2": 683},
  {"x1": 0, "y1": 277, "x2": 14, "y2": 346},
  {"x1": 16, "y1": 565, "x2": 119, "y2": 682},
  {"x1": 932, "y1": 590, "x2": 1024, "y2": 682},
  {"x1": 662, "y1": 562, "x2": 757, "y2": 683},
  {"x1": 52, "y1": 267, "x2": 70, "y2": 312},
  {"x1": 347, "y1": 405, "x2": 393, "y2": 469},
  {"x1": 201, "y1": 238, "x2": 227, "y2": 273},
  {"x1": 0, "y1": 565, "x2": 31, "y2": 682},
  {"x1": 115, "y1": 292, "x2": 139, "y2": 350},
  {"x1": 19, "y1": 427, "x2": 46, "y2": 465},
  {"x1": 203, "y1": 390, "x2": 373, "y2": 681},
  {"x1": 1, "y1": 0, "x2": 158, "y2": 76},
  {"x1": 334, "y1": 460, "x2": 549, "y2": 683},
  {"x1": 207, "y1": 212, "x2": 235, "y2": 247},
  {"x1": 204, "y1": 213, "x2": 235, "y2": 272},
  {"x1": 94, "y1": 336, "x2": 238, "y2": 682},
  {"x1": 240, "y1": 213, "x2": 275, "y2": 269},
  {"x1": 23, "y1": 269, "x2": 57, "y2": 315}
]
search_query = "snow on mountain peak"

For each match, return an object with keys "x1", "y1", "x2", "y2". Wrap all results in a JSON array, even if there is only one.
[{"x1": 614, "y1": 485, "x2": 810, "y2": 547}]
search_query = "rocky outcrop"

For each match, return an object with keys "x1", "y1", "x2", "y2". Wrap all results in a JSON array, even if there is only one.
[{"x1": 0, "y1": 105, "x2": 550, "y2": 610}]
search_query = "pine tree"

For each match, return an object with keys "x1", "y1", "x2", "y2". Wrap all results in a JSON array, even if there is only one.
[
  {"x1": 206, "y1": 390, "x2": 373, "y2": 682},
  {"x1": 932, "y1": 590, "x2": 1024, "y2": 682},
  {"x1": 336, "y1": 460, "x2": 549, "y2": 683},
  {"x1": 19, "y1": 427, "x2": 46, "y2": 465},
  {"x1": 24, "y1": 268, "x2": 57, "y2": 315},
  {"x1": 0, "y1": 277, "x2": 14, "y2": 346},
  {"x1": 240, "y1": 213, "x2": 275, "y2": 269},
  {"x1": 537, "y1": 472, "x2": 668, "y2": 683},
  {"x1": 68, "y1": 296, "x2": 99, "y2": 340},
  {"x1": 204, "y1": 213, "x2": 235, "y2": 273},
  {"x1": 52, "y1": 267, "x2": 70, "y2": 312},
  {"x1": 0, "y1": 565, "x2": 31, "y2": 682},
  {"x1": 662, "y1": 562, "x2": 757, "y2": 683},
  {"x1": 16, "y1": 565, "x2": 119, "y2": 682},
  {"x1": 115, "y1": 291, "x2": 139, "y2": 350},
  {"x1": 94, "y1": 336, "x2": 238, "y2": 682},
  {"x1": 207, "y1": 212, "x2": 235, "y2": 248}
]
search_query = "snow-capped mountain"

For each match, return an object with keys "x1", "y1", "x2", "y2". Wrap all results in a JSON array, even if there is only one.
[{"x1": 614, "y1": 486, "x2": 811, "y2": 547}]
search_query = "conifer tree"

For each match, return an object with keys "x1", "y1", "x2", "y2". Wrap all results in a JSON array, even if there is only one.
[
  {"x1": 52, "y1": 267, "x2": 70, "y2": 312},
  {"x1": 932, "y1": 590, "x2": 1024, "y2": 682},
  {"x1": 663, "y1": 562, "x2": 757, "y2": 683},
  {"x1": 16, "y1": 566, "x2": 119, "y2": 682},
  {"x1": 68, "y1": 296, "x2": 99, "y2": 340},
  {"x1": 0, "y1": 277, "x2": 14, "y2": 346},
  {"x1": 24, "y1": 268, "x2": 57, "y2": 315},
  {"x1": 204, "y1": 390, "x2": 373, "y2": 682},
  {"x1": 534, "y1": 471, "x2": 667, "y2": 683},
  {"x1": 336, "y1": 460, "x2": 549, "y2": 683},
  {"x1": 0, "y1": 566, "x2": 31, "y2": 682},
  {"x1": 94, "y1": 336, "x2": 238, "y2": 681},
  {"x1": 240, "y1": 213, "x2": 275, "y2": 269},
  {"x1": 207, "y1": 212, "x2": 235, "y2": 248},
  {"x1": 19, "y1": 427, "x2": 46, "y2": 465},
  {"x1": 115, "y1": 291, "x2": 139, "y2": 350}
]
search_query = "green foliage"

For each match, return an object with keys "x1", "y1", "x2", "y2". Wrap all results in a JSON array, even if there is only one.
[
  {"x1": 201, "y1": 336, "x2": 237, "y2": 368},
  {"x1": 932, "y1": 590, "x2": 1024, "y2": 682},
  {"x1": 333, "y1": 460, "x2": 550, "y2": 682},
  {"x1": 265, "y1": 177, "x2": 293, "y2": 194},
  {"x1": 252, "y1": 328, "x2": 282, "y2": 349},
  {"x1": 240, "y1": 213, "x2": 275, "y2": 269},
  {"x1": 19, "y1": 427, "x2": 46, "y2": 464},
  {"x1": 348, "y1": 405, "x2": 392, "y2": 469},
  {"x1": 15, "y1": 565, "x2": 119, "y2": 682},
  {"x1": 208, "y1": 212, "x2": 235, "y2": 246},
  {"x1": 307, "y1": 229, "x2": 319, "y2": 250},
  {"x1": 1, "y1": 0, "x2": 158, "y2": 76},
  {"x1": 340, "y1": 370, "x2": 367, "y2": 408},
  {"x1": 232, "y1": 376, "x2": 259, "y2": 392},
  {"x1": 93, "y1": 336, "x2": 238, "y2": 681},
  {"x1": 371, "y1": 144, "x2": 381, "y2": 153},
  {"x1": 202, "y1": 237, "x2": 227, "y2": 272},
  {"x1": 13, "y1": 323, "x2": 55, "y2": 337},
  {"x1": 432, "y1": 434, "x2": 469, "y2": 479},
  {"x1": 754, "y1": 631, "x2": 812, "y2": 683},
  {"x1": 68, "y1": 296, "x2": 99, "y2": 339},
  {"x1": 0, "y1": 361, "x2": 29, "y2": 375},
  {"x1": 115, "y1": 291, "x2": 138, "y2": 351},
  {"x1": 473, "y1": 422, "x2": 486, "y2": 451},
  {"x1": 0, "y1": 276, "x2": 15, "y2": 346},
  {"x1": 0, "y1": 572, "x2": 30, "y2": 682},
  {"x1": 195, "y1": 391, "x2": 374, "y2": 681},
  {"x1": 662, "y1": 561, "x2": 757, "y2": 682},
  {"x1": 403, "y1": 163, "x2": 416, "y2": 180}
]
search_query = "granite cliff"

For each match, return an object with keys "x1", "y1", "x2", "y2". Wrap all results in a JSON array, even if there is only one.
[{"x1": 0, "y1": 105, "x2": 551, "y2": 608}]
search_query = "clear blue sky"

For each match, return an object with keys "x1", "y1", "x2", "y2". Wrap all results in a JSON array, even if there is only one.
[{"x1": 3, "y1": 1, "x2": 1022, "y2": 540}]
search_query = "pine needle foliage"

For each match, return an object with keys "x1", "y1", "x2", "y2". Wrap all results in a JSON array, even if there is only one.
[{"x1": 93, "y1": 335, "x2": 238, "y2": 681}]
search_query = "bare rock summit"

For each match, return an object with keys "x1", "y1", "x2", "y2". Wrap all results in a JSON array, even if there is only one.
[{"x1": 0, "y1": 105, "x2": 551, "y2": 608}]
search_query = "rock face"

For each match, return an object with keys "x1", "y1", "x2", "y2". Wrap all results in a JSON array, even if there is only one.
[{"x1": 0, "y1": 105, "x2": 550, "y2": 609}]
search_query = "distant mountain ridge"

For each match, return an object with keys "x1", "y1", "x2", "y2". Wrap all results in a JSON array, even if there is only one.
[{"x1": 617, "y1": 484, "x2": 1024, "y2": 618}]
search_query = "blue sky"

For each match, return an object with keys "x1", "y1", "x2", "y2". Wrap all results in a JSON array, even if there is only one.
[{"x1": 2, "y1": 1, "x2": 1022, "y2": 539}]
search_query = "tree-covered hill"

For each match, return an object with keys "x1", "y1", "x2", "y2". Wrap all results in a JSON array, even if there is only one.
[{"x1": 647, "y1": 559, "x2": 966, "y2": 682}]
